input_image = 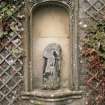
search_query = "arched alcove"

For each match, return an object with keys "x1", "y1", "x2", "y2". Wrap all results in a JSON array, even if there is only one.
[
  {"x1": 32, "y1": 4, "x2": 69, "y2": 37},
  {"x1": 31, "y1": 3, "x2": 72, "y2": 90},
  {"x1": 22, "y1": 1, "x2": 83, "y2": 104}
]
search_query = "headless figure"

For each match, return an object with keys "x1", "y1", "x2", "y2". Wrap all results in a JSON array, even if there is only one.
[{"x1": 43, "y1": 43, "x2": 61, "y2": 90}]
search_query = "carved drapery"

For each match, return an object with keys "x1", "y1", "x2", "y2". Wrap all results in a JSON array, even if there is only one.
[{"x1": 43, "y1": 43, "x2": 61, "y2": 89}]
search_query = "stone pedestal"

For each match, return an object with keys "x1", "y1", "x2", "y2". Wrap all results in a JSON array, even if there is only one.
[{"x1": 22, "y1": 89, "x2": 83, "y2": 105}]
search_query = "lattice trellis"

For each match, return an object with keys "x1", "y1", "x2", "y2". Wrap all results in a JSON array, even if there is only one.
[
  {"x1": 83, "y1": 0, "x2": 105, "y2": 20},
  {"x1": 0, "y1": 1, "x2": 25, "y2": 105},
  {"x1": 79, "y1": 0, "x2": 105, "y2": 105},
  {"x1": 79, "y1": 0, "x2": 105, "y2": 85}
]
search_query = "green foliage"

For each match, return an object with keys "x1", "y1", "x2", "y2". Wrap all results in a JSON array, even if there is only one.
[
  {"x1": 82, "y1": 20, "x2": 105, "y2": 105},
  {"x1": 0, "y1": 0, "x2": 24, "y2": 38},
  {"x1": 83, "y1": 21, "x2": 105, "y2": 61},
  {"x1": 0, "y1": 4, "x2": 15, "y2": 20},
  {"x1": 0, "y1": 31, "x2": 7, "y2": 38}
]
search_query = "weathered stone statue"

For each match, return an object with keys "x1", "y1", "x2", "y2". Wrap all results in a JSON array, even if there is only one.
[{"x1": 43, "y1": 43, "x2": 62, "y2": 90}]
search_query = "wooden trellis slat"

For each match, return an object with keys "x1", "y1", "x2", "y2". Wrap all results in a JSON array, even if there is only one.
[{"x1": 0, "y1": 0, "x2": 25, "y2": 105}]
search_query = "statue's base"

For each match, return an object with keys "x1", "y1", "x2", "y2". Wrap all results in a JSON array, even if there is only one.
[{"x1": 22, "y1": 89, "x2": 83, "y2": 105}]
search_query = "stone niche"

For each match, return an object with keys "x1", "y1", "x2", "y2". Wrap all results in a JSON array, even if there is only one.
[
  {"x1": 22, "y1": 1, "x2": 83, "y2": 104},
  {"x1": 32, "y1": 3, "x2": 72, "y2": 90}
]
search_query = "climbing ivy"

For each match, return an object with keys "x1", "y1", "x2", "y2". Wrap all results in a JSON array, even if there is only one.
[
  {"x1": 82, "y1": 21, "x2": 105, "y2": 105},
  {"x1": 83, "y1": 21, "x2": 105, "y2": 59},
  {"x1": 0, "y1": 0, "x2": 24, "y2": 38},
  {"x1": 0, "y1": 1, "x2": 25, "y2": 104}
]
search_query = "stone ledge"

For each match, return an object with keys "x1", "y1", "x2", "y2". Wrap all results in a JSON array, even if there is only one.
[{"x1": 21, "y1": 89, "x2": 83, "y2": 102}]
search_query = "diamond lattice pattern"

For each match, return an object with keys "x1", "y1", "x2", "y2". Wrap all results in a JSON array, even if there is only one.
[{"x1": 0, "y1": 1, "x2": 24, "y2": 105}]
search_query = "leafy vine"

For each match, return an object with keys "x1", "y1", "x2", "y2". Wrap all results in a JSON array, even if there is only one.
[
  {"x1": 0, "y1": 0, "x2": 25, "y2": 54},
  {"x1": 0, "y1": 1, "x2": 25, "y2": 104},
  {"x1": 0, "y1": 0, "x2": 24, "y2": 38},
  {"x1": 82, "y1": 21, "x2": 105, "y2": 105}
]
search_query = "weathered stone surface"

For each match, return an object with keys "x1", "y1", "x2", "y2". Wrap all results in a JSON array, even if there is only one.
[{"x1": 43, "y1": 43, "x2": 62, "y2": 89}]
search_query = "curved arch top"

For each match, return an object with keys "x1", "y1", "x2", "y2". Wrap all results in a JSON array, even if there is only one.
[
  {"x1": 32, "y1": 3, "x2": 70, "y2": 37},
  {"x1": 31, "y1": 0, "x2": 72, "y2": 14}
]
